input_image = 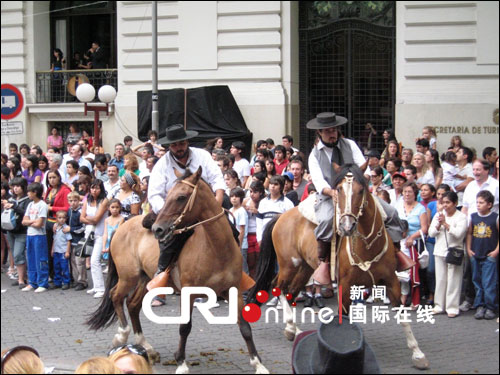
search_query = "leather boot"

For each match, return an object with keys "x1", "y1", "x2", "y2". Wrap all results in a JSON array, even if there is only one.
[
  {"x1": 396, "y1": 250, "x2": 416, "y2": 272},
  {"x1": 304, "y1": 295, "x2": 313, "y2": 308},
  {"x1": 312, "y1": 241, "x2": 332, "y2": 285},
  {"x1": 314, "y1": 295, "x2": 326, "y2": 309}
]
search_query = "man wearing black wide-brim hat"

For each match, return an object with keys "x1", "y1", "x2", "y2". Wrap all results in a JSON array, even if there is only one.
[
  {"x1": 145, "y1": 124, "x2": 226, "y2": 289},
  {"x1": 306, "y1": 112, "x2": 367, "y2": 289}
]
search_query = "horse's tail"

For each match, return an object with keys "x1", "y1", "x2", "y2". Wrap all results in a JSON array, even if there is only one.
[
  {"x1": 247, "y1": 215, "x2": 280, "y2": 303},
  {"x1": 86, "y1": 248, "x2": 119, "y2": 330}
]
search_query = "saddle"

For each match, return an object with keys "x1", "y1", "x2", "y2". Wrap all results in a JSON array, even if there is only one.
[{"x1": 298, "y1": 192, "x2": 388, "y2": 225}]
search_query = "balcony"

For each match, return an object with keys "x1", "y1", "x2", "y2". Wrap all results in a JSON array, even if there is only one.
[{"x1": 36, "y1": 69, "x2": 117, "y2": 103}]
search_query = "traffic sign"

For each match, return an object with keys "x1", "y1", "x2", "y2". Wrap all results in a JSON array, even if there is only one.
[{"x1": 1, "y1": 84, "x2": 24, "y2": 120}]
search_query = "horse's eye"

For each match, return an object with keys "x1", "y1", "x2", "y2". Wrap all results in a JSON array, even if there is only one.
[{"x1": 177, "y1": 195, "x2": 187, "y2": 202}]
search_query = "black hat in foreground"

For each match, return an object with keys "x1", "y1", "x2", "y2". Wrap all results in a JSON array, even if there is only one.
[
  {"x1": 157, "y1": 124, "x2": 198, "y2": 145},
  {"x1": 306, "y1": 112, "x2": 348, "y2": 130},
  {"x1": 292, "y1": 317, "x2": 380, "y2": 374}
]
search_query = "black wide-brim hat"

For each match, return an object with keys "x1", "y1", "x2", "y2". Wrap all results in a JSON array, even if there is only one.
[
  {"x1": 292, "y1": 317, "x2": 380, "y2": 374},
  {"x1": 306, "y1": 112, "x2": 348, "y2": 130},
  {"x1": 157, "y1": 124, "x2": 198, "y2": 145}
]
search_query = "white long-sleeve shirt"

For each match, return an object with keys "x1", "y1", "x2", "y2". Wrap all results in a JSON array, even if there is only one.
[
  {"x1": 308, "y1": 139, "x2": 365, "y2": 195},
  {"x1": 148, "y1": 147, "x2": 226, "y2": 214}
]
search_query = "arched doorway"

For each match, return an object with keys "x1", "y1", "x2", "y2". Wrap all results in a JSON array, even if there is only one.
[{"x1": 299, "y1": 1, "x2": 395, "y2": 154}]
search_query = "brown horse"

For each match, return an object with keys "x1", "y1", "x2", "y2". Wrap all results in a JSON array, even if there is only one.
[
  {"x1": 88, "y1": 167, "x2": 269, "y2": 374},
  {"x1": 248, "y1": 164, "x2": 429, "y2": 369}
]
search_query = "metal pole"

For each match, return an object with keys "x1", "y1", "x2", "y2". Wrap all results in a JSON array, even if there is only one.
[
  {"x1": 94, "y1": 109, "x2": 100, "y2": 149},
  {"x1": 152, "y1": 1, "x2": 159, "y2": 134}
]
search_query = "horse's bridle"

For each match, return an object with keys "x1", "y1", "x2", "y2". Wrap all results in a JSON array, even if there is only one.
[
  {"x1": 334, "y1": 172, "x2": 389, "y2": 279},
  {"x1": 336, "y1": 172, "x2": 367, "y2": 230},
  {"x1": 166, "y1": 179, "x2": 225, "y2": 238}
]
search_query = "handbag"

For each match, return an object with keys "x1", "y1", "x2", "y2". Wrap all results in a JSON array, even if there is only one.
[
  {"x1": 74, "y1": 229, "x2": 95, "y2": 258},
  {"x1": 444, "y1": 230, "x2": 464, "y2": 266},
  {"x1": 417, "y1": 230, "x2": 429, "y2": 269},
  {"x1": 1, "y1": 208, "x2": 16, "y2": 231}
]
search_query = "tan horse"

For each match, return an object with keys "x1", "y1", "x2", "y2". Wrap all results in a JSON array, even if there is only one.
[
  {"x1": 248, "y1": 164, "x2": 429, "y2": 369},
  {"x1": 88, "y1": 167, "x2": 269, "y2": 374}
]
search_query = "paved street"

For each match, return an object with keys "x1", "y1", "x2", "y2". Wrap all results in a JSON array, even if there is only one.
[{"x1": 1, "y1": 271, "x2": 498, "y2": 374}]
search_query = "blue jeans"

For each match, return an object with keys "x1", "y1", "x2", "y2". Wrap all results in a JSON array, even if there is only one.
[
  {"x1": 26, "y1": 235, "x2": 49, "y2": 289},
  {"x1": 53, "y1": 252, "x2": 71, "y2": 286},
  {"x1": 6, "y1": 232, "x2": 27, "y2": 265},
  {"x1": 471, "y1": 256, "x2": 498, "y2": 311}
]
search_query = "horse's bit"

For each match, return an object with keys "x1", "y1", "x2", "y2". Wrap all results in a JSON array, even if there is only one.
[{"x1": 166, "y1": 179, "x2": 225, "y2": 238}]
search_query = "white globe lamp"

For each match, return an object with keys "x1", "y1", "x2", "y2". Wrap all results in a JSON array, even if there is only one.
[
  {"x1": 98, "y1": 85, "x2": 117, "y2": 103},
  {"x1": 76, "y1": 83, "x2": 96, "y2": 103}
]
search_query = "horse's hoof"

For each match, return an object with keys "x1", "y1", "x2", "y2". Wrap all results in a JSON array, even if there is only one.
[
  {"x1": 255, "y1": 366, "x2": 270, "y2": 374},
  {"x1": 251, "y1": 357, "x2": 270, "y2": 374},
  {"x1": 412, "y1": 355, "x2": 429, "y2": 370},
  {"x1": 149, "y1": 351, "x2": 161, "y2": 364},
  {"x1": 175, "y1": 361, "x2": 190, "y2": 374},
  {"x1": 284, "y1": 328, "x2": 295, "y2": 341}
]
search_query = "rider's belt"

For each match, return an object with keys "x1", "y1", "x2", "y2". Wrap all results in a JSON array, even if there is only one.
[{"x1": 256, "y1": 212, "x2": 282, "y2": 220}]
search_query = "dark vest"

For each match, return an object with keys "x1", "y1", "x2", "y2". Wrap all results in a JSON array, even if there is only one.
[{"x1": 312, "y1": 138, "x2": 354, "y2": 187}]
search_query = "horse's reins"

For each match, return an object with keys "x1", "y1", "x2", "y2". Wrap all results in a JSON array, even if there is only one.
[{"x1": 169, "y1": 179, "x2": 225, "y2": 236}]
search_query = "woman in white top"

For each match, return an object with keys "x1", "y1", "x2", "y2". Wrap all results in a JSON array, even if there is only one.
[
  {"x1": 428, "y1": 191, "x2": 467, "y2": 317},
  {"x1": 412, "y1": 152, "x2": 434, "y2": 188},
  {"x1": 80, "y1": 179, "x2": 109, "y2": 298}
]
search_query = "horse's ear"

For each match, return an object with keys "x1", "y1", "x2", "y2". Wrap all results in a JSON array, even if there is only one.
[
  {"x1": 173, "y1": 168, "x2": 183, "y2": 179},
  {"x1": 332, "y1": 162, "x2": 341, "y2": 174},
  {"x1": 194, "y1": 166, "x2": 202, "y2": 181}
]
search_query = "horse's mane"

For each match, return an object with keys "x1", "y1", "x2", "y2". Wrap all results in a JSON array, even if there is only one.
[{"x1": 331, "y1": 164, "x2": 368, "y2": 190}]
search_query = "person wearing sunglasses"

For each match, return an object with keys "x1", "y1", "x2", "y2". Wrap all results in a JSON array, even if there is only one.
[
  {"x1": 1, "y1": 346, "x2": 44, "y2": 374},
  {"x1": 108, "y1": 344, "x2": 152, "y2": 374}
]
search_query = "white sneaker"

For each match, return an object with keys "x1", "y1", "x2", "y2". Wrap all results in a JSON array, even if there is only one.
[
  {"x1": 22, "y1": 285, "x2": 34, "y2": 292},
  {"x1": 383, "y1": 297, "x2": 391, "y2": 305},
  {"x1": 366, "y1": 295, "x2": 374, "y2": 304},
  {"x1": 94, "y1": 291, "x2": 105, "y2": 298},
  {"x1": 86, "y1": 288, "x2": 96, "y2": 294},
  {"x1": 266, "y1": 296, "x2": 279, "y2": 306},
  {"x1": 34, "y1": 287, "x2": 48, "y2": 293}
]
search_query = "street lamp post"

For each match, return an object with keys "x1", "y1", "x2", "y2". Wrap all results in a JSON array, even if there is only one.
[{"x1": 76, "y1": 83, "x2": 117, "y2": 150}]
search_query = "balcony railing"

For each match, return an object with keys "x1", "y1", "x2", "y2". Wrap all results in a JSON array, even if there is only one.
[{"x1": 36, "y1": 69, "x2": 117, "y2": 103}]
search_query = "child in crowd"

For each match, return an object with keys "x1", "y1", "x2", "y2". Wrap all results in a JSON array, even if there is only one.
[
  {"x1": 421, "y1": 126, "x2": 437, "y2": 150},
  {"x1": 243, "y1": 181, "x2": 266, "y2": 279},
  {"x1": 102, "y1": 199, "x2": 124, "y2": 262},
  {"x1": 51, "y1": 210, "x2": 72, "y2": 290},
  {"x1": 140, "y1": 176, "x2": 151, "y2": 215},
  {"x1": 3, "y1": 177, "x2": 30, "y2": 288},
  {"x1": 67, "y1": 191, "x2": 87, "y2": 290},
  {"x1": 21, "y1": 182, "x2": 49, "y2": 292},
  {"x1": 229, "y1": 187, "x2": 249, "y2": 274},
  {"x1": 466, "y1": 190, "x2": 499, "y2": 320},
  {"x1": 441, "y1": 151, "x2": 460, "y2": 190}
]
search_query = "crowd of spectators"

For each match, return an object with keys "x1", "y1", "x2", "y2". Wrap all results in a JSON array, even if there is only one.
[{"x1": 1, "y1": 126, "x2": 498, "y2": 322}]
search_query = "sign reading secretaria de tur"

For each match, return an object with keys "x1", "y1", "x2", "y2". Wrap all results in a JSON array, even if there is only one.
[
  {"x1": 1, "y1": 121, "x2": 24, "y2": 136},
  {"x1": 1, "y1": 84, "x2": 24, "y2": 120}
]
